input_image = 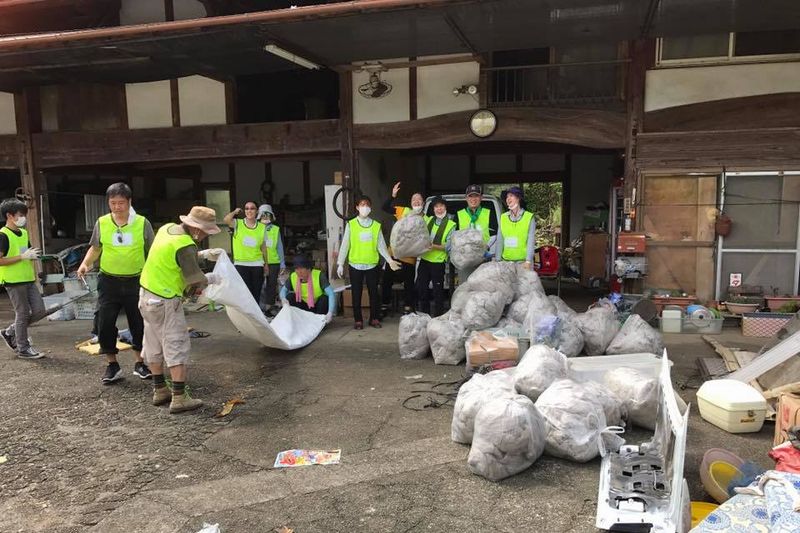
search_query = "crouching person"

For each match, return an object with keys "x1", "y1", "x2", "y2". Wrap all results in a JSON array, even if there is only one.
[
  {"x1": 138, "y1": 206, "x2": 221, "y2": 414},
  {"x1": 279, "y1": 255, "x2": 336, "y2": 324}
]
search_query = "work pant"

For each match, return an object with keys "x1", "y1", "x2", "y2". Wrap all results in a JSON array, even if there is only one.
[
  {"x1": 259, "y1": 263, "x2": 281, "y2": 310},
  {"x1": 380, "y1": 261, "x2": 415, "y2": 309},
  {"x1": 287, "y1": 294, "x2": 329, "y2": 315},
  {"x1": 138, "y1": 288, "x2": 190, "y2": 368},
  {"x1": 235, "y1": 264, "x2": 265, "y2": 305},
  {"x1": 416, "y1": 260, "x2": 446, "y2": 318},
  {"x1": 96, "y1": 273, "x2": 144, "y2": 355},
  {"x1": 4, "y1": 282, "x2": 46, "y2": 352},
  {"x1": 349, "y1": 264, "x2": 380, "y2": 323}
]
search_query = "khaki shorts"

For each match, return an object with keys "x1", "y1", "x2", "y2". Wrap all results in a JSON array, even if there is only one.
[{"x1": 138, "y1": 288, "x2": 190, "y2": 367}]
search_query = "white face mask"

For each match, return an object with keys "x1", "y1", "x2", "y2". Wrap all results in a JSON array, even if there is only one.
[
  {"x1": 15, "y1": 216, "x2": 26, "y2": 227},
  {"x1": 357, "y1": 206, "x2": 371, "y2": 218},
  {"x1": 412, "y1": 206, "x2": 423, "y2": 214}
]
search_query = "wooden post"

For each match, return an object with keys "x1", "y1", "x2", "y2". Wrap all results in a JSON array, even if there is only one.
[
  {"x1": 339, "y1": 71, "x2": 356, "y2": 215},
  {"x1": 13, "y1": 88, "x2": 47, "y2": 252},
  {"x1": 624, "y1": 39, "x2": 654, "y2": 206}
]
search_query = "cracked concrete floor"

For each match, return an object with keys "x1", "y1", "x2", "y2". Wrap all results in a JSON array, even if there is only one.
[{"x1": 0, "y1": 297, "x2": 776, "y2": 533}]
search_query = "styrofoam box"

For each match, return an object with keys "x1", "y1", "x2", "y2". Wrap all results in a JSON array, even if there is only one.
[
  {"x1": 697, "y1": 379, "x2": 766, "y2": 433},
  {"x1": 568, "y1": 353, "x2": 664, "y2": 383}
]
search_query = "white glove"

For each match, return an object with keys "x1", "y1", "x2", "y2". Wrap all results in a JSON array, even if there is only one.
[
  {"x1": 198, "y1": 248, "x2": 224, "y2": 261},
  {"x1": 336, "y1": 264, "x2": 344, "y2": 278},
  {"x1": 281, "y1": 298, "x2": 290, "y2": 308},
  {"x1": 388, "y1": 259, "x2": 402, "y2": 271},
  {"x1": 325, "y1": 313, "x2": 333, "y2": 324},
  {"x1": 20, "y1": 247, "x2": 41, "y2": 260},
  {"x1": 204, "y1": 273, "x2": 220, "y2": 285}
]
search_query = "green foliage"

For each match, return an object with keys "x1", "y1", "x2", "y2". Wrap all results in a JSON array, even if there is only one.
[{"x1": 482, "y1": 182, "x2": 563, "y2": 246}]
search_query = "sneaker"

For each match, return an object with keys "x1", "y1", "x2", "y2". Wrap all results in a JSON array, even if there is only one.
[
  {"x1": 16, "y1": 347, "x2": 44, "y2": 360},
  {"x1": 133, "y1": 362, "x2": 153, "y2": 379},
  {"x1": 169, "y1": 392, "x2": 203, "y2": 414},
  {"x1": 354, "y1": 321, "x2": 363, "y2": 330},
  {"x1": 1, "y1": 329, "x2": 16, "y2": 351},
  {"x1": 102, "y1": 363, "x2": 124, "y2": 384},
  {"x1": 369, "y1": 319, "x2": 382, "y2": 329}
]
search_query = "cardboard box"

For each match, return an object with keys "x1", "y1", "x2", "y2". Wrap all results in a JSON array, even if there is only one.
[
  {"x1": 774, "y1": 393, "x2": 800, "y2": 446},
  {"x1": 342, "y1": 287, "x2": 369, "y2": 307},
  {"x1": 467, "y1": 331, "x2": 519, "y2": 367}
]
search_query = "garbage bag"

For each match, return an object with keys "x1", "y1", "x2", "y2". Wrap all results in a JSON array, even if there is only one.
[
  {"x1": 506, "y1": 293, "x2": 532, "y2": 324},
  {"x1": 462, "y1": 291, "x2": 508, "y2": 330},
  {"x1": 548, "y1": 295, "x2": 577, "y2": 318},
  {"x1": 582, "y1": 379, "x2": 626, "y2": 427},
  {"x1": 427, "y1": 312, "x2": 467, "y2": 365},
  {"x1": 496, "y1": 316, "x2": 523, "y2": 332},
  {"x1": 398, "y1": 312, "x2": 432, "y2": 360},
  {"x1": 605, "y1": 314, "x2": 664, "y2": 355},
  {"x1": 525, "y1": 292, "x2": 558, "y2": 336},
  {"x1": 604, "y1": 367, "x2": 659, "y2": 430},
  {"x1": 389, "y1": 214, "x2": 432, "y2": 258},
  {"x1": 450, "y1": 229, "x2": 486, "y2": 270},
  {"x1": 555, "y1": 315, "x2": 584, "y2": 357},
  {"x1": 468, "y1": 262, "x2": 518, "y2": 291},
  {"x1": 574, "y1": 304, "x2": 619, "y2": 356},
  {"x1": 533, "y1": 315, "x2": 561, "y2": 347},
  {"x1": 467, "y1": 395, "x2": 547, "y2": 481},
  {"x1": 451, "y1": 371, "x2": 516, "y2": 444},
  {"x1": 535, "y1": 379, "x2": 620, "y2": 462},
  {"x1": 514, "y1": 263, "x2": 545, "y2": 298},
  {"x1": 514, "y1": 344, "x2": 568, "y2": 401}
]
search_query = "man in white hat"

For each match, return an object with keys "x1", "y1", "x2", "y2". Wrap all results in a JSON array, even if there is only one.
[
  {"x1": 138, "y1": 206, "x2": 221, "y2": 414},
  {"x1": 256, "y1": 204, "x2": 286, "y2": 315}
]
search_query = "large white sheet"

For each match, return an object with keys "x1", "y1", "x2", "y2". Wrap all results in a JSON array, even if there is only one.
[{"x1": 201, "y1": 252, "x2": 326, "y2": 350}]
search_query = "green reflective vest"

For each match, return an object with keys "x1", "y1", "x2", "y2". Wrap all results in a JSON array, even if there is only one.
[
  {"x1": 98, "y1": 213, "x2": 147, "y2": 276},
  {"x1": 457, "y1": 207, "x2": 491, "y2": 243},
  {"x1": 500, "y1": 210, "x2": 534, "y2": 261},
  {"x1": 232, "y1": 219, "x2": 267, "y2": 264},
  {"x1": 0, "y1": 226, "x2": 34, "y2": 284},
  {"x1": 290, "y1": 269, "x2": 323, "y2": 305},
  {"x1": 421, "y1": 216, "x2": 455, "y2": 264},
  {"x1": 347, "y1": 218, "x2": 381, "y2": 265},
  {"x1": 140, "y1": 224, "x2": 196, "y2": 299},
  {"x1": 264, "y1": 224, "x2": 281, "y2": 265}
]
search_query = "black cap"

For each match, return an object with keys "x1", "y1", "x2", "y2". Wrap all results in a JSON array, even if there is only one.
[
  {"x1": 465, "y1": 184, "x2": 482, "y2": 196},
  {"x1": 431, "y1": 196, "x2": 447, "y2": 207},
  {"x1": 293, "y1": 254, "x2": 312, "y2": 269}
]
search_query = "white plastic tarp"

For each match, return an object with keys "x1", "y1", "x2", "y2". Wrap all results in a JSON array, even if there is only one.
[{"x1": 201, "y1": 252, "x2": 326, "y2": 350}]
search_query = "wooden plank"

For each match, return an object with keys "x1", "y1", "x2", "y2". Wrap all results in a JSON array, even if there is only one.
[
  {"x1": 14, "y1": 88, "x2": 47, "y2": 251},
  {"x1": 354, "y1": 107, "x2": 626, "y2": 150},
  {"x1": 31, "y1": 119, "x2": 341, "y2": 168},
  {"x1": 0, "y1": 134, "x2": 16, "y2": 168}
]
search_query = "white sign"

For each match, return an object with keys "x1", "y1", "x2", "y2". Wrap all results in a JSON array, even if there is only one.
[{"x1": 729, "y1": 273, "x2": 742, "y2": 287}]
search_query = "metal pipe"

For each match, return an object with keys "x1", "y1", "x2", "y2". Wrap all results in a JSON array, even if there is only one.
[{"x1": 0, "y1": 0, "x2": 472, "y2": 52}]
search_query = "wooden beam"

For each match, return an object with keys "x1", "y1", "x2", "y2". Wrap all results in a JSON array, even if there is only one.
[
  {"x1": 302, "y1": 160, "x2": 311, "y2": 205},
  {"x1": 169, "y1": 78, "x2": 181, "y2": 128},
  {"x1": 337, "y1": 55, "x2": 478, "y2": 72},
  {"x1": 409, "y1": 56, "x2": 417, "y2": 121},
  {"x1": 354, "y1": 107, "x2": 626, "y2": 150},
  {"x1": 0, "y1": 135, "x2": 17, "y2": 168},
  {"x1": 13, "y1": 88, "x2": 47, "y2": 251},
  {"x1": 31, "y1": 120, "x2": 341, "y2": 168},
  {"x1": 624, "y1": 39, "x2": 653, "y2": 198}
]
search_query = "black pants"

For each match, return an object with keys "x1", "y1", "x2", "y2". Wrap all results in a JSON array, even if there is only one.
[
  {"x1": 235, "y1": 265, "x2": 264, "y2": 304},
  {"x1": 349, "y1": 265, "x2": 380, "y2": 323},
  {"x1": 416, "y1": 260, "x2": 446, "y2": 317},
  {"x1": 259, "y1": 263, "x2": 281, "y2": 310},
  {"x1": 96, "y1": 273, "x2": 144, "y2": 355},
  {"x1": 288, "y1": 294, "x2": 329, "y2": 315},
  {"x1": 381, "y1": 261, "x2": 415, "y2": 309}
]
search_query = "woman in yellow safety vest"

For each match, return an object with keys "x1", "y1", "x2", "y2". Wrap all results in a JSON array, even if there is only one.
[
  {"x1": 496, "y1": 186, "x2": 536, "y2": 269},
  {"x1": 223, "y1": 201, "x2": 269, "y2": 305},
  {"x1": 257, "y1": 203, "x2": 286, "y2": 316},
  {"x1": 337, "y1": 195, "x2": 401, "y2": 330},
  {"x1": 279, "y1": 254, "x2": 337, "y2": 323},
  {"x1": 382, "y1": 181, "x2": 424, "y2": 314},
  {"x1": 417, "y1": 196, "x2": 456, "y2": 317}
]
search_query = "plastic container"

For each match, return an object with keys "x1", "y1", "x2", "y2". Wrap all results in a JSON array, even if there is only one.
[
  {"x1": 741, "y1": 312, "x2": 794, "y2": 337},
  {"x1": 690, "y1": 502, "x2": 719, "y2": 527},
  {"x1": 660, "y1": 308, "x2": 683, "y2": 333},
  {"x1": 568, "y1": 353, "x2": 665, "y2": 383},
  {"x1": 697, "y1": 379, "x2": 767, "y2": 433},
  {"x1": 659, "y1": 316, "x2": 724, "y2": 334},
  {"x1": 73, "y1": 298, "x2": 97, "y2": 320}
]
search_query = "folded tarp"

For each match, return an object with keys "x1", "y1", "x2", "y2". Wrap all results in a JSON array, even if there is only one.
[{"x1": 201, "y1": 252, "x2": 326, "y2": 350}]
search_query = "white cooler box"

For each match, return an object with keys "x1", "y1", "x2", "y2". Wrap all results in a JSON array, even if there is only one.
[{"x1": 697, "y1": 379, "x2": 767, "y2": 433}]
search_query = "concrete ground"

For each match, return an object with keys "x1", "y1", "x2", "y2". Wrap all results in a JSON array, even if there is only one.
[{"x1": 0, "y1": 289, "x2": 777, "y2": 533}]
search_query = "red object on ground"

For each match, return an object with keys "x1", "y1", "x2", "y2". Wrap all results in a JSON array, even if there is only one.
[
  {"x1": 769, "y1": 441, "x2": 800, "y2": 473},
  {"x1": 534, "y1": 246, "x2": 559, "y2": 276},
  {"x1": 610, "y1": 275, "x2": 622, "y2": 293}
]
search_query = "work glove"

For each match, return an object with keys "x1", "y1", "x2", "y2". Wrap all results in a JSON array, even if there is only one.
[
  {"x1": 336, "y1": 264, "x2": 344, "y2": 278},
  {"x1": 325, "y1": 313, "x2": 333, "y2": 324},
  {"x1": 388, "y1": 259, "x2": 402, "y2": 271},
  {"x1": 281, "y1": 298, "x2": 290, "y2": 309},
  {"x1": 20, "y1": 247, "x2": 41, "y2": 260},
  {"x1": 279, "y1": 267, "x2": 287, "y2": 277},
  {"x1": 205, "y1": 273, "x2": 221, "y2": 285},
  {"x1": 483, "y1": 251, "x2": 493, "y2": 260},
  {"x1": 198, "y1": 248, "x2": 224, "y2": 261}
]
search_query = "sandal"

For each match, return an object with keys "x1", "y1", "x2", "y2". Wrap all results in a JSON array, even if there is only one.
[{"x1": 354, "y1": 321, "x2": 364, "y2": 330}]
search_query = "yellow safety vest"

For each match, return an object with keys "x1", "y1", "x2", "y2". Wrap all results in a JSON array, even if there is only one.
[
  {"x1": 232, "y1": 219, "x2": 267, "y2": 264},
  {"x1": 500, "y1": 210, "x2": 534, "y2": 261},
  {"x1": 0, "y1": 226, "x2": 34, "y2": 284},
  {"x1": 139, "y1": 224, "x2": 196, "y2": 299},
  {"x1": 264, "y1": 224, "x2": 281, "y2": 265},
  {"x1": 290, "y1": 269, "x2": 323, "y2": 304},
  {"x1": 98, "y1": 213, "x2": 147, "y2": 276},
  {"x1": 421, "y1": 216, "x2": 455, "y2": 264},
  {"x1": 347, "y1": 218, "x2": 381, "y2": 265},
  {"x1": 457, "y1": 208, "x2": 491, "y2": 243}
]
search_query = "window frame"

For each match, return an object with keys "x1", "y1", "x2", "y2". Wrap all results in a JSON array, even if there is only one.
[{"x1": 656, "y1": 32, "x2": 800, "y2": 67}]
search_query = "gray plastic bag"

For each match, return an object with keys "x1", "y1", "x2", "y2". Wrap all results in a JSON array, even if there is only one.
[
  {"x1": 450, "y1": 229, "x2": 486, "y2": 270},
  {"x1": 555, "y1": 315, "x2": 584, "y2": 357},
  {"x1": 389, "y1": 214, "x2": 432, "y2": 258},
  {"x1": 525, "y1": 292, "x2": 558, "y2": 336},
  {"x1": 605, "y1": 314, "x2": 664, "y2": 355},
  {"x1": 514, "y1": 263, "x2": 546, "y2": 298},
  {"x1": 451, "y1": 370, "x2": 516, "y2": 444},
  {"x1": 604, "y1": 367, "x2": 659, "y2": 430},
  {"x1": 548, "y1": 295, "x2": 577, "y2": 318},
  {"x1": 462, "y1": 291, "x2": 509, "y2": 330},
  {"x1": 427, "y1": 311, "x2": 467, "y2": 365},
  {"x1": 398, "y1": 312, "x2": 432, "y2": 360},
  {"x1": 574, "y1": 303, "x2": 620, "y2": 356},
  {"x1": 467, "y1": 394, "x2": 547, "y2": 481},
  {"x1": 514, "y1": 344, "x2": 568, "y2": 401}
]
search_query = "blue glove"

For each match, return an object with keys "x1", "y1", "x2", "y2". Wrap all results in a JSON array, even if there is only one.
[{"x1": 483, "y1": 251, "x2": 493, "y2": 260}]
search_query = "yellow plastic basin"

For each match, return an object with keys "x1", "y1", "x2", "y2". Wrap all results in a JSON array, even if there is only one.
[
  {"x1": 691, "y1": 501, "x2": 719, "y2": 527},
  {"x1": 706, "y1": 461, "x2": 743, "y2": 503}
]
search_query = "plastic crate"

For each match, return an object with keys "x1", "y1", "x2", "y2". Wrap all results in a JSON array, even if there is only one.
[
  {"x1": 659, "y1": 317, "x2": 724, "y2": 334},
  {"x1": 73, "y1": 298, "x2": 97, "y2": 320},
  {"x1": 741, "y1": 312, "x2": 793, "y2": 337},
  {"x1": 62, "y1": 272, "x2": 98, "y2": 292}
]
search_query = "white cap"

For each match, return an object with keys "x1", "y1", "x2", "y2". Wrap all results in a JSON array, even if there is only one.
[{"x1": 257, "y1": 204, "x2": 274, "y2": 219}]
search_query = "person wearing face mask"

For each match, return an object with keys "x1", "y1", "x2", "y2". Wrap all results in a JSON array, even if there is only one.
[
  {"x1": 381, "y1": 181, "x2": 423, "y2": 314},
  {"x1": 138, "y1": 206, "x2": 222, "y2": 414},
  {"x1": 496, "y1": 186, "x2": 536, "y2": 269},
  {"x1": 255, "y1": 204, "x2": 286, "y2": 316},
  {"x1": 0, "y1": 199, "x2": 45, "y2": 359},
  {"x1": 417, "y1": 196, "x2": 455, "y2": 317},
  {"x1": 223, "y1": 201, "x2": 268, "y2": 306},
  {"x1": 337, "y1": 196, "x2": 401, "y2": 329}
]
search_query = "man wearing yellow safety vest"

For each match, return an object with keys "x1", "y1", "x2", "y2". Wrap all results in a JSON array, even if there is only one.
[
  {"x1": 256, "y1": 204, "x2": 286, "y2": 316},
  {"x1": 456, "y1": 184, "x2": 492, "y2": 280},
  {"x1": 139, "y1": 206, "x2": 222, "y2": 414},
  {"x1": 496, "y1": 186, "x2": 536, "y2": 269},
  {"x1": 382, "y1": 181, "x2": 423, "y2": 314},
  {"x1": 417, "y1": 196, "x2": 456, "y2": 317},
  {"x1": 0, "y1": 198, "x2": 46, "y2": 359},
  {"x1": 279, "y1": 254, "x2": 336, "y2": 322},
  {"x1": 337, "y1": 195, "x2": 401, "y2": 330},
  {"x1": 78, "y1": 183, "x2": 155, "y2": 383}
]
